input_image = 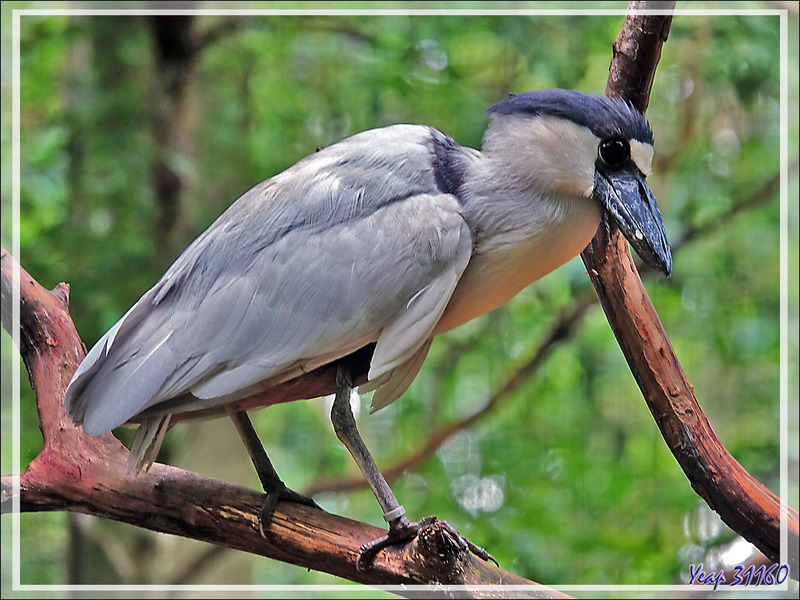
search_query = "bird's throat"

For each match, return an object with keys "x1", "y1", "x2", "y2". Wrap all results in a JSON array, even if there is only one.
[{"x1": 434, "y1": 195, "x2": 602, "y2": 334}]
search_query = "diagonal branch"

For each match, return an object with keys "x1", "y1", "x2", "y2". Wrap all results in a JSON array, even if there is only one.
[{"x1": 580, "y1": 0, "x2": 798, "y2": 573}]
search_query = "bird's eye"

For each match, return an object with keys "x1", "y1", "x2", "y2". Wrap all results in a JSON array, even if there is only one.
[{"x1": 598, "y1": 138, "x2": 630, "y2": 168}]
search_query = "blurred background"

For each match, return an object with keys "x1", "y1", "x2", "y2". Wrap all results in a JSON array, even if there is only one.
[{"x1": 1, "y1": 1, "x2": 798, "y2": 596}]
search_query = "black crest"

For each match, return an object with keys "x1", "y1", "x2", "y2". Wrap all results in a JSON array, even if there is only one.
[{"x1": 487, "y1": 89, "x2": 654, "y2": 145}]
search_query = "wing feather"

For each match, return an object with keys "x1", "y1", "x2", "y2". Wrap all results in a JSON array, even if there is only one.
[
  {"x1": 65, "y1": 125, "x2": 475, "y2": 433},
  {"x1": 367, "y1": 337, "x2": 434, "y2": 413}
]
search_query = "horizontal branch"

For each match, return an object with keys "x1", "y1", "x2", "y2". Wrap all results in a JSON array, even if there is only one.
[
  {"x1": 0, "y1": 244, "x2": 567, "y2": 597},
  {"x1": 2, "y1": 449, "x2": 562, "y2": 593}
]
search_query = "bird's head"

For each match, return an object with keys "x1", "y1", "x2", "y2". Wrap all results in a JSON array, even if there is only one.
[{"x1": 485, "y1": 89, "x2": 672, "y2": 277}]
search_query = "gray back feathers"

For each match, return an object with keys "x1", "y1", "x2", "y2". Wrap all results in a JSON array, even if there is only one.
[{"x1": 65, "y1": 124, "x2": 475, "y2": 435}]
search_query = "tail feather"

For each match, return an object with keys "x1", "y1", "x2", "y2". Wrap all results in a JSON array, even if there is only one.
[
  {"x1": 128, "y1": 415, "x2": 172, "y2": 476},
  {"x1": 65, "y1": 286, "x2": 165, "y2": 431},
  {"x1": 368, "y1": 337, "x2": 433, "y2": 413}
]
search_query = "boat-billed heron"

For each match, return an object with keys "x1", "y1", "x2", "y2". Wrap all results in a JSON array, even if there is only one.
[{"x1": 65, "y1": 88, "x2": 672, "y2": 565}]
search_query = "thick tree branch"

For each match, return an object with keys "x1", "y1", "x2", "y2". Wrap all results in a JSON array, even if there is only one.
[
  {"x1": 0, "y1": 244, "x2": 567, "y2": 597},
  {"x1": 581, "y1": 0, "x2": 798, "y2": 572}
]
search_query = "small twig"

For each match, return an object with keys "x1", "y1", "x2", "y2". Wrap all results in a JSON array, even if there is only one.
[
  {"x1": 673, "y1": 159, "x2": 797, "y2": 253},
  {"x1": 169, "y1": 545, "x2": 228, "y2": 586}
]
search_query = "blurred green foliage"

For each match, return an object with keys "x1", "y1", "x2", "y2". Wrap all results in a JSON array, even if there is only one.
[{"x1": 1, "y1": 1, "x2": 798, "y2": 595}]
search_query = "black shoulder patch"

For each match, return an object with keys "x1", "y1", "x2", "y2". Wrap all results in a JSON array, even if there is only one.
[
  {"x1": 431, "y1": 130, "x2": 467, "y2": 197},
  {"x1": 487, "y1": 89, "x2": 654, "y2": 145}
]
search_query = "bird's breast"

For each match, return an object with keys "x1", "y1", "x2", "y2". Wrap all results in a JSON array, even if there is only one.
[{"x1": 434, "y1": 196, "x2": 602, "y2": 334}]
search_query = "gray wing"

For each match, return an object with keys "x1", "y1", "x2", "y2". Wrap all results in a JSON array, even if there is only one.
[{"x1": 65, "y1": 125, "x2": 474, "y2": 435}]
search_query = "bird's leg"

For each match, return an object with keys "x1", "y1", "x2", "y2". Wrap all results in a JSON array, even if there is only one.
[
  {"x1": 226, "y1": 407, "x2": 321, "y2": 537},
  {"x1": 330, "y1": 362, "x2": 497, "y2": 569},
  {"x1": 330, "y1": 364, "x2": 416, "y2": 561}
]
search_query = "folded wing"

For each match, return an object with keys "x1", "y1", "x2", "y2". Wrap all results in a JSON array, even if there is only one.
[{"x1": 65, "y1": 125, "x2": 474, "y2": 435}]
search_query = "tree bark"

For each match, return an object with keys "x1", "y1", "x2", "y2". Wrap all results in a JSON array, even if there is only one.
[
  {"x1": 581, "y1": 0, "x2": 798, "y2": 574},
  {"x1": 0, "y1": 244, "x2": 567, "y2": 598}
]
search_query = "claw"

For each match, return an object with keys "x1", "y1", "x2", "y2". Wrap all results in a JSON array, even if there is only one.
[
  {"x1": 226, "y1": 408, "x2": 323, "y2": 538},
  {"x1": 356, "y1": 515, "x2": 497, "y2": 569},
  {"x1": 257, "y1": 484, "x2": 321, "y2": 538},
  {"x1": 437, "y1": 520, "x2": 498, "y2": 567},
  {"x1": 356, "y1": 535, "x2": 389, "y2": 570},
  {"x1": 356, "y1": 516, "x2": 419, "y2": 570}
]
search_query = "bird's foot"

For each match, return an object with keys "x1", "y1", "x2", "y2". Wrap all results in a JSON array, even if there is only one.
[
  {"x1": 356, "y1": 514, "x2": 497, "y2": 570},
  {"x1": 257, "y1": 484, "x2": 321, "y2": 538}
]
